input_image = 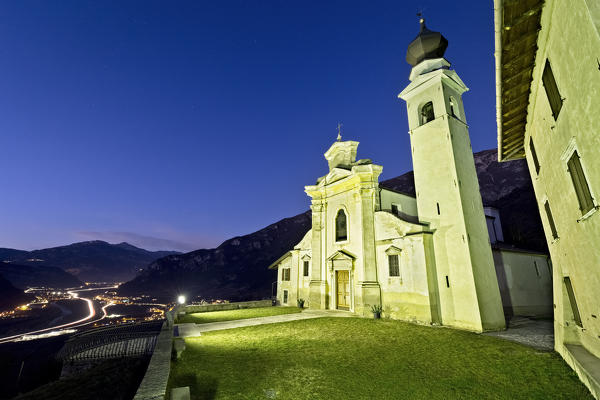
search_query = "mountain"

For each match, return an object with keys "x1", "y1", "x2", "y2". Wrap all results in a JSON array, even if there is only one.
[
  {"x1": 119, "y1": 212, "x2": 312, "y2": 301},
  {"x1": 0, "y1": 242, "x2": 179, "y2": 283},
  {"x1": 379, "y1": 148, "x2": 547, "y2": 252},
  {"x1": 0, "y1": 262, "x2": 82, "y2": 289},
  {"x1": 120, "y1": 148, "x2": 546, "y2": 301},
  {"x1": 0, "y1": 274, "x2": 33, "y2": 311}
]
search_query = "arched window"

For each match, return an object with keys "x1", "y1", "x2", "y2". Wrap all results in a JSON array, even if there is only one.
[
  {"x1": 335, "y1": 209, "x2": 347, "y2": 242},
  {"x1": 420, "y1": 101, "x2": 435, "y2": 125},
  {"x1": 449, "y1": 96, "x2": 460, "y2": 120}
]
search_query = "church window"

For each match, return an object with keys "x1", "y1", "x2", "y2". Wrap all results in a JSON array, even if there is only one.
[
  {"x1": 303, "y1": 261, "x2": 309, "y2": 277},
  {"x1": 388, "y1": 254, "x2": 400, "y2": 277},
  {"x1": 282, "y1": 268, "x2": 291, "y2": 281},
  {"x1": 436, "y1": 202, "x2": 440, "y2": 215},
  {"x1": 420, "y1": 102, "x2": 435, "y2": 125},
  {"x1": 542, "y1": 59, "x2": 563, "y2": 120},
  {"x1": 335, "y1": 209, "x2": 348, "y2": 242},
  {"x1": 529, "y1": 137, "x2": 540, "y2": 175},
  {"x1": 449, "y1": 96, "x2": 460, "y2": 120},
  {"x1": 567, "y1": 151, "x2": 595, "y2": 215},
  {"x1": 445, "y1": 276, "x2": 450, "y2": 288},
  {"x1": 544, "y1": 200, "x2": 559, "y2": 240},
  {"x1": 564, "y1": 277, "x2": 582, "y2": 327},
  {"x1": 391, "y1": 204, "x2": 399, "y2": 216},
  {"x1": 283, "y1": 290, "x2": 288, "y2": 304}
]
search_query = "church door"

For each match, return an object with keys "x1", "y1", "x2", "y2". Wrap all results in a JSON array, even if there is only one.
[{"x1": 336, "y1": 270, "x2": 350, "y2": 310}]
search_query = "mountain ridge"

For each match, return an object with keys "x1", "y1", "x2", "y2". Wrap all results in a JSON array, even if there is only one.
[
  {"x1": 0, "y1": 241, "x2": 180, "y2": 283},
  {"x1": 120, "y1": 148, "x2": 546, "y2": 301}
]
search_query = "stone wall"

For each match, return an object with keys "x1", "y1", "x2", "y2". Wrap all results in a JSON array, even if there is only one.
[
  {"x1": 133, "y1": 319, "x2": 174, "y2": 400},
  {"x1": 183, "y1": 299, "x2": 273, "y2": 314}
]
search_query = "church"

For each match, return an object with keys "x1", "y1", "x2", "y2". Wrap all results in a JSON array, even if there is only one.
[{"x1": 270, "y1": 19, "x2": 551, "y2": 333}]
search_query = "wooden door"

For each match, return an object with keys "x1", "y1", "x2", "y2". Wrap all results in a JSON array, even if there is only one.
[{"x1": 336, "y1": 270, "x2": 350, "y2": 310}]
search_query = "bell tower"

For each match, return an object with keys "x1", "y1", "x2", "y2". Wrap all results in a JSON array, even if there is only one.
[{"x1": 399, "y1": 19, "x2": 505, "y2": 332}]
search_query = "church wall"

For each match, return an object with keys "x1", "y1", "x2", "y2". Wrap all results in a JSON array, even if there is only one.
[
  {"x1": 379, "y1": 189, "x2": 418, "y2": 219},
  {"x1": 522, "y1": 0, "x2": 600, "y2": 386},
  {"x1": 375, "y1": 235, "x2": 433, "y2": 323},
  {"x1": 492, "y1": 249, "x2": 553, "y2": 318},
  {"x1": 274, "y1": 254, "x2": 298, "y2": 307},
  {"x1": 323, "y1": 184, "x2": 366, "y2": 312},
  {"x1": 402, "y1": 67, "x2": 505, "y2": 332},
  {"x1": 409, "y1": 114, "x2": 483, "y2": 331}
]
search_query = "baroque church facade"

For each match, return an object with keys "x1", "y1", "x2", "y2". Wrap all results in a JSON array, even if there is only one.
[{"x1": 271, "y1": 20, "x2": 551, "y2": 333}]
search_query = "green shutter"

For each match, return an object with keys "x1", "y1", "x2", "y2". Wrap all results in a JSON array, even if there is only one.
[
  {"x1": 564, "y1": 277, "x2": 582, "y2": 327},
  {"x1": 529, "y1": 137, "x2": 540, "y2": 174},
  {"x1": 542, "y1": 60, "x2": 563, "y2": 119},
  {"x1": 567, "y1": 151, "x2": 594, "y2": 214},
  {"x1": 544, "y1": 201, "x2": 558, "y2": 239}
]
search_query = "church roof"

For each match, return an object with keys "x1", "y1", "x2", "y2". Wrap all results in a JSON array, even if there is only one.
[{"x1": 406, "y1": 19, "x2": 448, "y2": 67}]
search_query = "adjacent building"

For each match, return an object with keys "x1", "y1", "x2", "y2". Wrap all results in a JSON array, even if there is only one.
[{"x1": 494, "y1": 0, "x2": 600, "y2": 396}]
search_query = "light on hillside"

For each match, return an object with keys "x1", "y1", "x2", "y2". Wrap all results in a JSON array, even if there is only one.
[{"x1": 177, "y1": 295, "x2": 186, "y2": 305}]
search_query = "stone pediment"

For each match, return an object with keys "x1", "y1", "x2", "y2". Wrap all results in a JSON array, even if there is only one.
[
  {"x1": 326, "y1": 249, "x2": 356, "y2": 262},
  {"x1": 323, "y1": 168, "x2": 352, "y2": 185},
  {"x1": 385, "y1": 245, "x2": 403, "y2": 255},
  {"x1": 294, "y1": 229, "x2": 312, "y2": 250}
]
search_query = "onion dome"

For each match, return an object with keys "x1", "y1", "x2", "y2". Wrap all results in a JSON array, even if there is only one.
[{"x1": 406, "y1": 18, "x2": 448, "y2": 67}]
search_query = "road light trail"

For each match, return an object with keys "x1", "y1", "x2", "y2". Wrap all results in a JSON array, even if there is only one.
[{"x1": 0, "y1": 285, "x2": 117, "y2": 344}]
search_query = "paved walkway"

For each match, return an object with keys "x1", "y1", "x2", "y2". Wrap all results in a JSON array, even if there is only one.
[
  {"x1": 175, "y1": 309, "x2": 352, "y2": 337},
  {"x1": 484, "y1": 316, "x2": 554, "y2": 351}
]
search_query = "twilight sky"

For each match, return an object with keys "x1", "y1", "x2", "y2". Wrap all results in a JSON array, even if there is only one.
[{"x1": 0, "y1": 1, "x2": 498, "y2": 252}]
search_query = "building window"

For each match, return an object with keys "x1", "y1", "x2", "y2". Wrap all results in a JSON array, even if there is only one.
[
  {"x1": 544, "y1": 200, "x2": 559, "y2": 240},
  {"x1": 542, "y1": 59, "x2": 562, "y2": 120},
  {"x1": 564, "y1": 277, "x2": 582, "y2": 327},
  {"x1": 335, "y1": 209, "x2": 348, "y2": 242},
  {"x1": 420, "y1": 101, "x2": 435, "y2": 125},
  {"x1": 282, "y1": 268, "x2": 291, "y2": 281},
  {"x1": 303, "y1": 261, "x2": 309, "y2": 277},
  {"x1": 529, "y1": 137, "x2": 540, "y2": 175},
  {"x1": 391, "y1": 204, "x2": 399, "y2": 216},
  {"x1": 283, "y1": 290, "x2": 288, "y2": 304},
  {"x1": 567, "y1": 151, "x2": 595, "y2": 215},
  {"x1": 449, "y1": 96, "x2": 460, "y2": 120},
  {"x1": 388, "y1": 254, "x2": 400, "y2": 277}
]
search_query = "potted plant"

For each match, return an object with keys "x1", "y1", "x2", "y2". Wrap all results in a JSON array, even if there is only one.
[
  {"x1": 297, "y1": 298, "x2": 305, "y2": 309},
  {"x1": 370, "y1": 304, "x2": 383, "y2": 319}
]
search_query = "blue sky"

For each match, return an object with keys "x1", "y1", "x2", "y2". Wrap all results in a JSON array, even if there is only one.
[{"x1": 0, "y1": 1, "x2": 498, "y2": 251}]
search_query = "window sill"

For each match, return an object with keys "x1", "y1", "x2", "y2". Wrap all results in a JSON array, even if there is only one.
[{"x1": 577, "y1": 206, "x2": 599, "y2": 223}]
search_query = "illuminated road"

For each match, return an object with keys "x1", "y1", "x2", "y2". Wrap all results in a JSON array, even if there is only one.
[{"x1": 0, "y1": 285, "x2": 117, "y2": 344}]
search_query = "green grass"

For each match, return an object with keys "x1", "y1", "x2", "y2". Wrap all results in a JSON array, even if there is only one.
[
  {"x1": 177, "y1": 306, "x2": 302, "y2": 324},
  {"x1": 168, "y1": 317, "x2": 593, "y2": 400}
]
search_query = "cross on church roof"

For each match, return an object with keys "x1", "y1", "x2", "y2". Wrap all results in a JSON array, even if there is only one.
[{"x1": 337, "y1": 122, "x2": 343, "y2": 141}]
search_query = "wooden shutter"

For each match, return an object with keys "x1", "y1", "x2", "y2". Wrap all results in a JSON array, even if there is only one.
[
  {"x1": 564, "y1": 277, "x2": 582, "y2": 327},
  {"x1": 544, "y1": 200, "x2": 558, "y2": 239},
  {"x1": 542, "y1": 60, "x2": 563, "y2": 119},
  {"x1": 567, "y1": 151, "x2": 594, "y2": 214},
  {"x1": 529, "y1": 137, "x2": 540, "y2": 174}
]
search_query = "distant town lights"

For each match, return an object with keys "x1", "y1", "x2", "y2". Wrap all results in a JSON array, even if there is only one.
[{"x1": 177, "y1": 295, "x2": 186, "y2": 305}]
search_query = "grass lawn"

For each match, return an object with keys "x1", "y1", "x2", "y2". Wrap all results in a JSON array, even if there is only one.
[
  {"x1": 167, "y1": 317, "x2": 593, "y2": 400},
  {"x1": 177, "y1": 306, "x2": 302, "y2": 324}
]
